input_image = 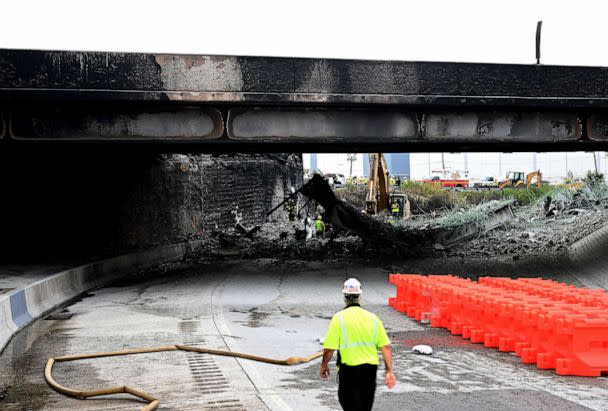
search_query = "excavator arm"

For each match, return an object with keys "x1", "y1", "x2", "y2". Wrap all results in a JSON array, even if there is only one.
[
  {"x1": 499, "y1": 180, "x2": 512, "y2": 189},
  {"x1": 365, "y1": 153, "x2": 389, "y2": 214},
  {"x1": 526, "y1": 170, "x2": 542, "y2": 188}
]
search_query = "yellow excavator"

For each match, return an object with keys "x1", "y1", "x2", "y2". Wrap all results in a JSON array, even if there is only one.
[
  {"x1": 366, "y1": 153, "x2": 390, "y2": 214},
  {"x1": 365, "y1": 153, "x2": 410, "y2": 219},
  {"x1": 499, "y1": 170, "x2": 542, "y2": 189}
]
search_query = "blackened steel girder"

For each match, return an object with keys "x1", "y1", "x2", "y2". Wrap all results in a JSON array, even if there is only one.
[{"x1": 2, "y1": 48, "x2": 608, "y2": 152}]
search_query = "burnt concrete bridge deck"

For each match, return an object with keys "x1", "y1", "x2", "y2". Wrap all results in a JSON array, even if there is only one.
[{"x1": 1, "y1": 48, "x2": 608, "y2": 152}]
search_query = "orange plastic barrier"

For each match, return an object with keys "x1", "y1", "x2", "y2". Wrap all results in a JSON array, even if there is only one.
[{"x1": 389, "y1": 274, "x2": 608, "y2": 376}]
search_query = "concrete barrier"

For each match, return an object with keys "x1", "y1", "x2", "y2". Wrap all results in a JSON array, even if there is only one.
[
  {"x1": 0, "y1": 297, "x2": 17, "y2": 350},
  {"x1": 0, "y1": 240, "x2": 204, "y2": 352}
]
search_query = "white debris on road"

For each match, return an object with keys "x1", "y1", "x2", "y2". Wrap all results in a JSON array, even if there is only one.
[{"x1": 412, "y1": 344, "x2": 434, "y2": 355}]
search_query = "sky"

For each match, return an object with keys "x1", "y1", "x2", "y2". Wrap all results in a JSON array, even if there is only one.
[{"x1": 2, "y1": 0, "x2": 608, "y2": 66}]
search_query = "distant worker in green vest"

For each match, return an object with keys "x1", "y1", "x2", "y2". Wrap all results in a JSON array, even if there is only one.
[
  {"x1": 285, "y1": 199, "x2": 296, "y2": 221},
  {"x1": 320, "y1": 278, "x2": 395, "y2": 411},
  {"x1": 315, "y1": 215, "x2": 325, "y2": 237},
  {"x1": 391, "y1": 200, "x2": 400, "y2": 219}
]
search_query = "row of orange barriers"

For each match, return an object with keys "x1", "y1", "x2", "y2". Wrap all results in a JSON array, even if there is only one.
[{"x1": 389, "y1": 274, "x2": 608, "y2": 376}]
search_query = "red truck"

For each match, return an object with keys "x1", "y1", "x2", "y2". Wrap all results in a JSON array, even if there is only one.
[{"x1": 421, "y1": 175, "x2": 469, "y2": 188}]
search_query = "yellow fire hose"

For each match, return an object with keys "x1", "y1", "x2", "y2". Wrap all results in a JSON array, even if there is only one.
[{"x1": 45, "y1": 344, "x2": 323, "y2": 410}]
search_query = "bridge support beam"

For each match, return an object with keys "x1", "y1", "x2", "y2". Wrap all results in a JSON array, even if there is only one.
[
  {"x1": 9, "y1": 106, "x2": 224, "y2": 141},
  {"x1": 227, "y1": 108, "x2": 418, "y2": 140},
  {"x1": 4, "y1": 104, "x2": 605, "y2": 152},
  {"x1": 422, "y1": 112, "x2": 581, "y2": 142},
  {"x1": 587, "y1": 113, "x2": 608, "y2": 141}
]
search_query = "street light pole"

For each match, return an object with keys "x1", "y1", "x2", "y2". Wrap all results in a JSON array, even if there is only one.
[{"x1": 346, "y1": 153, "x2": 357, "y2": 177}]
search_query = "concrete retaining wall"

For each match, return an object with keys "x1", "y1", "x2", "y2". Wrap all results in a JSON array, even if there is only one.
[
  {"x1": 0, "y1": 240, "x2": 204, "y2": 352},
  {"x1": 569, "y1": 223, "x2": 608, "y2": 289},
  {"x1": 2, "y1": 152, "x2": 301, "y2": 259}
]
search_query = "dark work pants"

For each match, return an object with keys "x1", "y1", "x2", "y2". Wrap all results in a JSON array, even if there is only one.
[{"x1": 338, "y1": 364, "x2": 378, "y2": 411}]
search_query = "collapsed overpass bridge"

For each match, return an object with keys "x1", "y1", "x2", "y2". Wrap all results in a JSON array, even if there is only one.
[
  {"x1": 2, "y1": 48, "x2": 608, "y2": 272},
  {"x1": 3, "y1": 49, "x2": 608, "y2": 411},
  {"x1": 2, "y1": 48, "x2": 608, "y2": 152}
]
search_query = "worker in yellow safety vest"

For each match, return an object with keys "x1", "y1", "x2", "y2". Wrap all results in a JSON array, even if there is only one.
[
  {"x1": 391, "y1": 201, "x2": 400, "y2": 218},
  {"x1": 315, "y1": 215, "x2": 325, "y2": 237},
  {"x1": 320, "y1": 278, "x2": 395, "y2": 411}
]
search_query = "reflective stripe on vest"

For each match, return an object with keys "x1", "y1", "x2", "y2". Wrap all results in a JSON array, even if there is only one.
[{"x1": 336, "y1": 310, "x2": 379, "y2": 350}]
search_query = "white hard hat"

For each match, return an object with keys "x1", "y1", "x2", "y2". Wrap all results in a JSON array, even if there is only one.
[{"x1": 343, "y1": 278, "x2": 362, "y2": 295}]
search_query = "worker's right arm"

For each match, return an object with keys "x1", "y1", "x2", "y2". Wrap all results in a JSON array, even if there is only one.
[
  {"x1": 320, "y1": 315, "x2": 340, "y2": 380},
  {"x1": 376, "y1": 318, "x2": 396, "y2": 389},
  {"x1": 320, "y1": 349, "x2": 334, "y2": 379},
  {"x1": 380, "y1": 345, "x2": 396, "y2": 389}
]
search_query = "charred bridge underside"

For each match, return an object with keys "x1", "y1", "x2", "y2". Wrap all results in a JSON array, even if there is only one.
[{"x1": 2, "y1": 49, "x2": 608, "y2": 152}]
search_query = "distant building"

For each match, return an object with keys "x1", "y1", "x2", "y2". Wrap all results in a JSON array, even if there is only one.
[
  {"x1": 409, "y1": 152, "x2": 606, "y2": 180},
  {"x1": 384, "y1": 153, "x2": 411, "y2": 178},
  {"x1": 303, "y1": 152, "x2": 605, "y2": 181},
  {"x1": 304, "y1": 153, "x2": 411, "y2": 178}
]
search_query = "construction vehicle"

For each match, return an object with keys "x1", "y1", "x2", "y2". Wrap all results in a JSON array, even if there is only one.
[
  {"x1": 420, "y1": 170, "x2": 469, "y2": 189},
  {"x1": 499, "y1": 170, "x2": 542, "y2": 189},
  {"x1": 472, "y1": 176, "x2": 498, "y2": 190},
  {"x1": 560, "y1": 178, "x2": 585, "y2": 190},
  {"x1": 389, "y1": 193, "x2": 411, "y2": 220},
  {"x1": 366, "y1": 153, "x2": 390, "y2": 214},
  {"x1": 365, "y1": 153, "x2": 410, "y2": 218}
]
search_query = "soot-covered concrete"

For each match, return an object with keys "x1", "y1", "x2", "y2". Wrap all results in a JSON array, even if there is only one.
[{"x1": 0, "y1": 149, "x2": 302, "y2": 260}]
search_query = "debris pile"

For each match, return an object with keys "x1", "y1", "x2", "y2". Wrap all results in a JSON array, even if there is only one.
[
  {"x1": 451, "y1": 180, "x2": 608, "y2": 259},
  {"x1": 212, "y1": 174, "x2": 608, "y2": 262},
  {"x1": 543, "y1": 185, "x2": 608, "y2": 218}
]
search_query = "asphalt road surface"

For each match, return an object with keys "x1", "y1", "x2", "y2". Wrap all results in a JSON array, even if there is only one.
[{"x1": 1, "y1": 259, "x2": 607, "y2": 410}]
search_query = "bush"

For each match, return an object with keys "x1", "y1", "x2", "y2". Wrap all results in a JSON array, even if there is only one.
[
  {"x1": 456, "y1": 185, "x2": 556, "y2": 206},
  {"x1": 400, "y1": 180, "x2": 443, "y2": 197},
  {"x1": 458, "y1": 190, "x2": 504, "y2": 205},
  {"x1": 345, "y1": 181, "x2": 359, "y2": 191},
  {"x1": 502, "y1": 185, "x2": 556, "y2": 205},
  {"x1": 584, "y1": 171, "x2": 605, "y2": 187},
  {"x1": 400, "y1": 180, "x2": 560, "y2": 210},
  {"x1": 401, "y1": 181, "x2": 464, "y2": 213}
]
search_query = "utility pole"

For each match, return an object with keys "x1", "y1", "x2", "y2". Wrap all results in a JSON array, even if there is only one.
[
  {"x1": 346, "y1": 153, "x2": 357, "y2": 177},
  {"x1": 498, "y1": 153, "x2": 502, "y2": 177},
  {"x1": 536, "y1": 21, "x2": 542, "y2": 65},
  {"x1": 441, "y1": 152, "x2": 446, "y2": 170},
  {"x1": 593, "y1": 151, "x2": 599, "y2": 174}
]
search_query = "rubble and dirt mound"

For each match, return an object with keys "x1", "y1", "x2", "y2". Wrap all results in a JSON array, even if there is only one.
[
  {"x1": 447, "y1": 179, "x2": 608, "y2": 260},
  {"x1": 454, "y1": 201, "x2": 608, "y2": 259},
  {"x1": 299, "y1": 175, "x2": 436, "y2": 251},
  {"x1": 335, "y1": 184, "x2": 367, "y2": 211},
  {"x1": 206, "y1": 173, "x2": 608, "y2": 264},
  {"x1": 210, "y1": 220, "x2": 367, "y2": 261},
  {"x1": 210, "y1": 175, "x2": 517, "y2": 260}
]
